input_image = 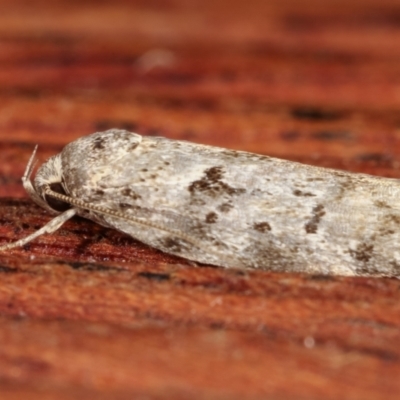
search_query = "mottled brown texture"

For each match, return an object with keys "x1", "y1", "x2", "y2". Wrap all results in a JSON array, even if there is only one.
[
  {"x1": 1, "y1": 0, "x2": 400, "y2": 398},
  {"x1": 304, "y1": 204, "x2": 326, "y2": 234}
]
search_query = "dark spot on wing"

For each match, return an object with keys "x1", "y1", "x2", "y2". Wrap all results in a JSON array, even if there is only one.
[
  {"x1": 95, "y1": 189, "x2": 104, "y2": 196},
  {"x1": 121, "y1": 188, "x2": 142, "y2": 200},
  {"x1": 305, "y1": 204, "x2": 325, "y2": 233},
  {"x1": 188, "y1": 166, "x2": 246, "y2": 198},
  {"x1": 205, "y1": 212, "x2": 218, "y2": 223},
  {"x1": 163, "y1": 238, "x2": 182, "y2": 253},
  {"x1": 218, "y1": 202, "x2": 233, "y2": 212},
  {"x1": 382, "y1": 229, "x2": 395, "y2": 236},
  {"x1": 334, "y1": 176, "x2": 357, "y2": 201},
  {"x1": 377, "y1": 213, "x2": 400, "y2": 237},
  {"x1": 206, "y1": 166, "x2": 223, "y2": 182},
  {"x1": 374, "y1": 200, "x2": 391, "y2": 209},
  {"x1": 220, "y1": 150, "x2": 241, "y2": 158},
  {"x1": 129, "y1": 142, "x2": 139, "y2": 151},
  {"x1": 93, "y1": 136, "x2": 105, "y2": 150},
  {"x1": 350, "y1": 242, "x2": 374, "y2": 263},
  {"x1": 306, "y1": 177, "x2": 324, "y2": 182},
  {"x1": 332, "y1": 171, "x2": 349, "y2": 179},
  {"x1": 189, "y1": 222, "x2": 208, "y2": 237},
  {"x1": 119, "y1": 202, "x2": 132, "y2": 209},
  {"x1": 293, "y1": 189, "x2": 315, "y2": 197},
  {"x1": 385, "y1": 214, "x2": 400, "y2": 224},
  {"x1": 249, "y1": 241, "x2": 300, "y2": 272},
  {"x1": 219, "y1": 149, "x2": 268, "y2": 162},
  {"x1": 191, "y1": 198, "x2": 206, "y2": 206},
  {"x1": 253, "y1": 222, "x2": 271, "y2": 232}
]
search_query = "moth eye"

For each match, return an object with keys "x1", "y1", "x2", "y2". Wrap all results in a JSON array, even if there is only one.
[{"x1": 45, "y1": 182, "x2": 71, "y2": 212}]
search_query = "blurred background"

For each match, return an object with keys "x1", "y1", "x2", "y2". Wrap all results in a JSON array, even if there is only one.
[{"x1": 1, "y1": 1, "x2": 400, "y2": 399}]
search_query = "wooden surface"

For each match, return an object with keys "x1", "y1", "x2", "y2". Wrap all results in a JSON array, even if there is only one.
[{"x1": 1, "y1": 0, "x2": 400, "y2": 399}]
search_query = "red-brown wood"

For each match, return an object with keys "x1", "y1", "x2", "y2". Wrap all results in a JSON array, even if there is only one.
[{"x1": 1, "y1": 0, "x2": 400, "y2": 399}]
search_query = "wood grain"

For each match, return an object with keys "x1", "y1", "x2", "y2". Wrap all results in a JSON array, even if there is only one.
[{"x1": 1, "y1": 0, "x2": 400, "y2": 399}]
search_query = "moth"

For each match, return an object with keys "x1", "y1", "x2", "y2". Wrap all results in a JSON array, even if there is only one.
[{"x1": 1, "y1": 129, "x2": 400, "y2": 277}]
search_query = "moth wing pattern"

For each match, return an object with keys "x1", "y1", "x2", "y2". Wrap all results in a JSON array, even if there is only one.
[
  {"x1": 2, "y1": 129, "x2": 400, "y2": 277},
  {"x1": 58, "y1": 130, "x2": 400, "y2": 276}
]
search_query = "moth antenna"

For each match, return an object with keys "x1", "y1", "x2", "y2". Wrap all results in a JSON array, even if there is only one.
[
  {"x1": 21, "y1": 145, "x2": 55, "y2": 212},
  {"x1": 23, "y1": 144, "x2": 39, "y2": 181}
]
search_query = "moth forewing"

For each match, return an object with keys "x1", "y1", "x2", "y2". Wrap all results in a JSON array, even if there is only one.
[{"x1": 1, "y1": 128, "x2": 400, "y2": 277}]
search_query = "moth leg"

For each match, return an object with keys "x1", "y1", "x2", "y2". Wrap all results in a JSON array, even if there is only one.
[{"x1": 0, "y1": 208, "x2": 77, "y2": 251}]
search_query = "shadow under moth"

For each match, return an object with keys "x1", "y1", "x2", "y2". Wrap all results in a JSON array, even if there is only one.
[{"x1": 1, "y1": 129, "x2": 400, "y2": 277}]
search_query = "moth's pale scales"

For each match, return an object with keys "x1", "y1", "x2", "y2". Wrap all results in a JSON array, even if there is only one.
[{"x1": 1, "y1": 129, "x2": 400, "y2": 277}]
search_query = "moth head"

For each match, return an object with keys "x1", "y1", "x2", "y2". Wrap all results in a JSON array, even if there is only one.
[{"x1": 31, "y1": 154, "x2": 71, "y2": 213}]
